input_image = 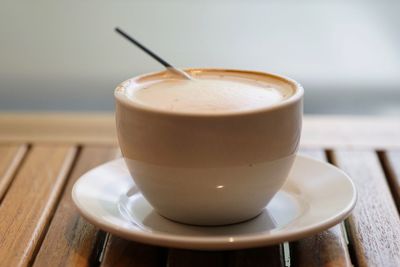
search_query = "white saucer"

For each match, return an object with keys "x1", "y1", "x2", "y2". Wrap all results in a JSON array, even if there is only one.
[{"x1": 72, "y1": 155, "x2": 356, "y2": 250}]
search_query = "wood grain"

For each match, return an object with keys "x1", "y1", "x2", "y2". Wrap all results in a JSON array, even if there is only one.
[
  {"x1": 332, "y1": 150, "x2": 400, "y2": 267},
  {"x1": 100, "y1": 236, "x2": 166, "y2": 267},
  {"x1": 0, "y1": 144, "x2": 28, "y2": 201},
  {"x1": 292, "y1": 225, "x2": 351, "y2": 267},
  {"x1": 380, "y1": 150, "x2": 400, "y2": 210},
  {"x1": 32, "y1": 146, "x2": 119, "y2": 267},
  {"x1": 292, "y1": 149, "x2": 352, "y2": 267},
  {"x1": 2, "y1": 114, "x2": 400, "y2": 149},
  {"x1": 0, "y1": 145, "x2": 77, "y2": 267}
]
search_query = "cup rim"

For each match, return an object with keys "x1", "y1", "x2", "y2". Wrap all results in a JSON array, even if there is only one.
[{"x1": 114, "y1": 68, "x2": 304, "y2": 117}]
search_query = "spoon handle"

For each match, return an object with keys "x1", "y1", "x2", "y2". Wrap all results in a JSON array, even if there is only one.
[{"x1": 115, "y1": 27, "x2": 191, "y2": 80}]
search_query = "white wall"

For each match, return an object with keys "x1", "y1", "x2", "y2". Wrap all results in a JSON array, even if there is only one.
[{"x1": 1, "y1": 0, "x2": 400, "y2": 114}]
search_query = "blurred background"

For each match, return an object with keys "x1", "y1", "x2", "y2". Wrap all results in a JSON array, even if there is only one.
[{"x1": 1, "y1": 0, "x2": 400, "y2": 115}]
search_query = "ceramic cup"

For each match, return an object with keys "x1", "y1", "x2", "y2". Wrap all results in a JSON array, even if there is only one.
[{"x1": 115, "y1": 69, "x2": 303, "y2": 225}]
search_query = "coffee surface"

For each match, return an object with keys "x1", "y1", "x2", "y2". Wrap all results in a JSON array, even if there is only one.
[{"x1": 120, "y1": 73, "x2": 293, "y2": 114}]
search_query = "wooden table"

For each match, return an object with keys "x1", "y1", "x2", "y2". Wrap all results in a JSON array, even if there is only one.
[{"x1": 0, "y1": 114, "x2": 399, "y2": 267}]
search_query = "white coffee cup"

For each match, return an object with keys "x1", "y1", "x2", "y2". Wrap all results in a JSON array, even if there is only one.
[{"x1": 115, "y1": 68, "x2": 303, "y2": 225}]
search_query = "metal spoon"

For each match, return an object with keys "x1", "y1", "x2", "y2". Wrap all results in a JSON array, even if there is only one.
[{"x1": 115, "y1": 27, "x2": 192, "y2": 80}]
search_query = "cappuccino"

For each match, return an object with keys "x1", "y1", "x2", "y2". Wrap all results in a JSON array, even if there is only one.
[
  {"x1": 115, "y1": 69, "x2": 303, "y2": 225},
  {"x1": 118, "y1": 70, "x2": 294, "y2": 114}
]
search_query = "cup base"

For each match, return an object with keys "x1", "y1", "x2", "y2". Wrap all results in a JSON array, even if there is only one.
[{"x1": 156, "y1": 209, "x2": 265, "y2": 226}]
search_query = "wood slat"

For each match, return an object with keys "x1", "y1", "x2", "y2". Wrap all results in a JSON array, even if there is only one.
[
  {"x1": 0, "y1": 145, "x2": 77, "y2": 267},
  {"x1": 292, "y1": 149, "x2": 352, "y2": 267},
  {"x1": 2, "y1": 114, "x2": 400, "y2": 149},
  {"x1": 32, "y1": 146, "x2": 119, "y2": 267},
  {"x1": 292, "y1": 225, "x2": 351, "y2": 267},
  {"x1": 100, "y1": 237, "x2": 165, "y2": 267},
  {"x1": 380, "y1": 151, "x2": 400, "y2": 209},
  {"x1": 302, "y1": 116, "x2": 400, "y2": 149},
  {"x1": 0, "y1": 113, "x2": 116, "y2": 145},
  {"x1": 332, "y1": 150, "x2": 400, "y2": 267},
  {"x1": 0, "y1": 144, "x2": 28, "y2": 201}
]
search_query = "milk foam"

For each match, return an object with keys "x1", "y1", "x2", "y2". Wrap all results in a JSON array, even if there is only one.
[{"x1": 124, "y1": 76, "x2": 292, "y2": 114}]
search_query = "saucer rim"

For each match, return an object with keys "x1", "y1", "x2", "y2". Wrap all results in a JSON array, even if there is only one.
[{"x1": 72, "y1": 155, "x2": 357, "y2": 250}]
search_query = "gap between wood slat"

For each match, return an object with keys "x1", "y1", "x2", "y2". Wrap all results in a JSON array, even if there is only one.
[
  {"x1": 325, "y1": 150, "x2": 351, "y2": 247},
  {"x1": 377, "y1": 151, "x2": 400, "y2": 214},
  {"x1": 282, "y1": 242, "x2": 290, "y2": 267},
  {"x1": 28, "y1": 146, "x2": 82, "y2": 267},
  {"x1": 89, "y1": 231, "x2": 110, "y2": 267},
  {"x1": 0, "y1": 144, "x2": 29, "y2": 203},
  {"x1": 326, "y1": 149, "x2": 359, "y2": 267}
]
